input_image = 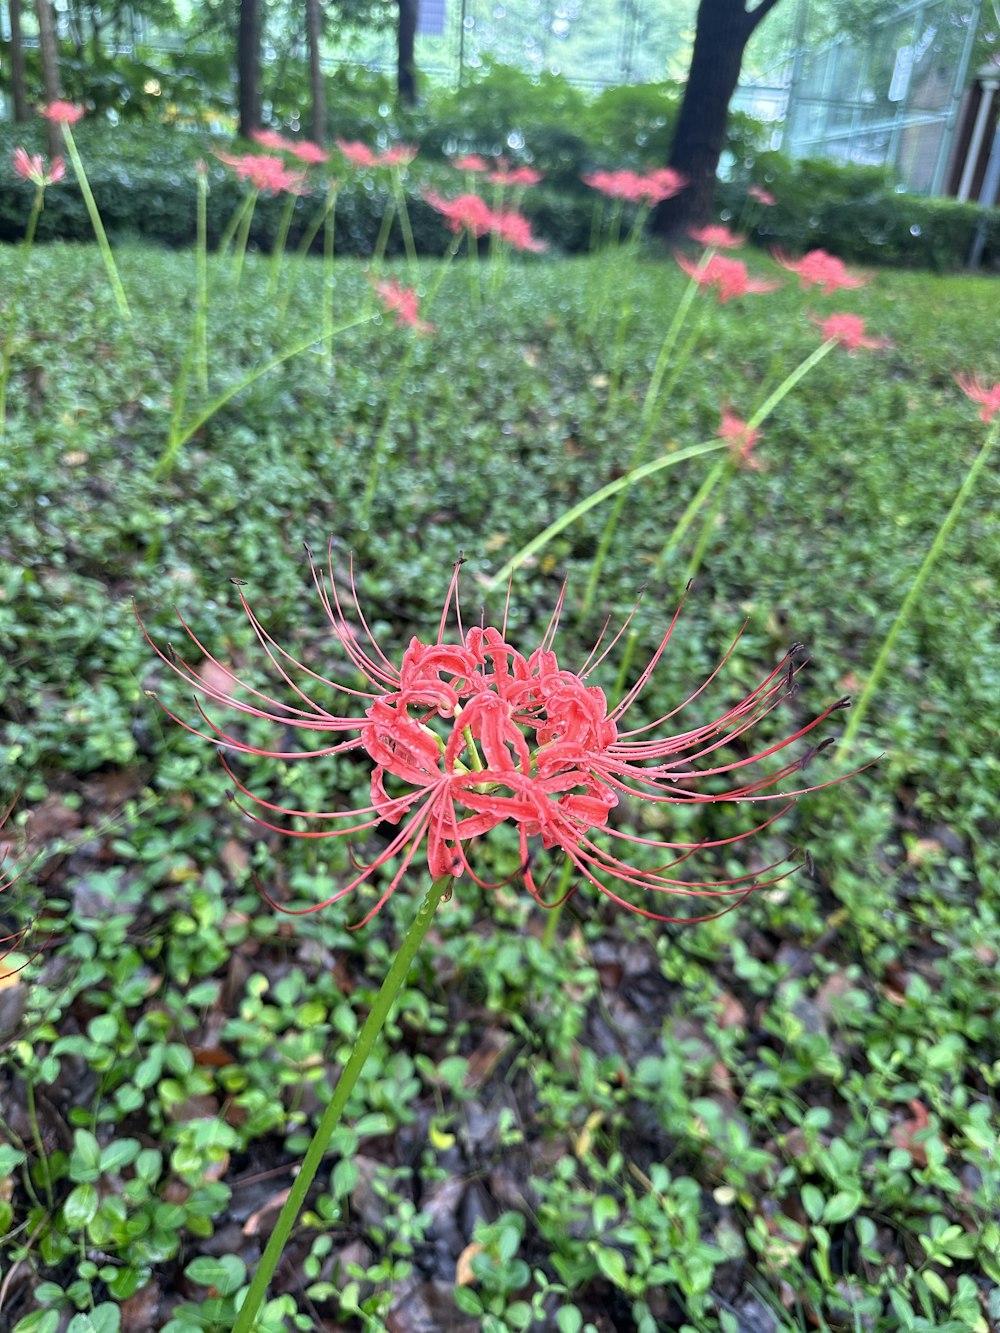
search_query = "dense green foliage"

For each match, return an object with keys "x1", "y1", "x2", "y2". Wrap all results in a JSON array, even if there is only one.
[{"x1": 0, "y1": 230, "x2": 997, "y2": 1331}]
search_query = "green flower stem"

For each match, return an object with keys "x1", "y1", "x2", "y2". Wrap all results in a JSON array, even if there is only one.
[
  {"x1": 0, "y1": 183, "x2": 44, "y2": 439},
  {"x1": 196, "y1": 168, "x2": 209, "y2": 395},
  {"x1": 153, "y1": 312, "x2": 377, "y2": 482},
  {"x1": 218, "y1": 191, "x2": 252, "y2": 258},
  {"x1": 275, "y1": 187, "x2": 339, "y2": 331},
  {"x1": 653, "y1": 458, "x2": 727, "y2": 579},
  {"x1": 323, "y1": 198, "x2": 337, "y2": 362},
  {"x1": 372, "y1": 192, "x2": 397, "y2": 269},
  {"x1": 267, "y1": 192, "x2": 298, "y2": 297},
  {"x1": 841, "y1": 415, "x2": 999, "y2": 749},
  {"x1": 62, "y1": 125, "x2": 131, "y2": 320},
  {"x1": 232, "y1": 188, "x2": 259, "y2": 288},
  {"x1": 231, "y1": 874, "x2": 453, "y2": 1333},
  {"x1": 390, "y1": 171, "x2": 418, "y2": 271},
  {"x1": 484, "y1": 436, "x2": 729, "y2": 593}
]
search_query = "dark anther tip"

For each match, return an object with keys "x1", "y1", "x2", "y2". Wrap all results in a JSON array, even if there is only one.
[
  {"x1": 816, "y1": 737, "x2": 836, "y2": 754},
  {"x1": 303, "y1": 541, "x2": 314, "y2": 559},
  {"x1": 834, "y1": 695, "x2": 852, "y2": 710},
  {"x1": 165, "y1": 643, "x2": 177, "y2": 664},
  {"x1": 225, "y1": 789, "x2": 236, "y2": 803},
  {"x1": 230, "y1": 577, "x2": 248, "y2": 587},
  {"x1": 787, "y1": 641, "x2": 807, "y2": 658}
]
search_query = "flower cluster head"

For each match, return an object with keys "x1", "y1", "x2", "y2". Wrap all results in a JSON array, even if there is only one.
[
  {"x1": 140, "y1": 550, "x2": 862, "y2": 928},
  {"x1": 13, "y1": 147, "x2": 65, "y2": 188},
  {"x1": 814, "y1": 312, "x2": 888, "y2": 352},
  {"x1": 583, "y1": 168, "x2": 686, "y2": 206},
  {"x1": 749, "y1": 184, "x2": 777, "y2": 206},
  {"x1": 336, "y1": 140, "x2": 417, "y2": 169},
  {"x1": 689, "y1": 224, "x2": 745, "y2": 250},
  {"x1": 215, "y1": 151, "x2": 307, "y2": 195},
  {"x1": 718, "y1": 408, "x2": 764, "y2": 471},
  {"x1": 253, "y1": 128, "x2": 329, "y2": 165},
  {"x1": 775, "y1": 248, "x2": 868, "y2": 295},
  {"x1": 955, "y1": 372, "x2": 1000, "y2": 424},
  {"x1": 452, "y1": 153, "x2": 489, "y2": 173},
  {"x1": 488, "y1": 165, "x2": 543, "y2": 188},
  {"x1": 374, "y1": 278, "x2": 434, "y2": 334},
  {"x1": 40, "y1": 101, "x2": 84, "y2": 125},
  {"x1": 675, "y1": 252, "x2": 779, "y2": 303},
  {"x1": 425, "y1": 192, "x2": 546, "y2": 251}
]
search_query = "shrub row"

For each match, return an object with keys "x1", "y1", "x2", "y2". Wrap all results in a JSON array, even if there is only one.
[{"x1": 1, "y1": 102, "x2": 997, "y2": 270}]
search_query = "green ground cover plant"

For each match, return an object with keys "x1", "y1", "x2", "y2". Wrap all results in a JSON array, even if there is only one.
[{"x1": 0, "y1": 119, "x2": 998, "y2": 1333}]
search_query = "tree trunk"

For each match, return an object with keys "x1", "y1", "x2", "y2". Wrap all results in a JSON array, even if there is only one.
[
  {"x1": 237, "y1": 0, "x2": 263, "y2": 140},
  {"x1": 653, "y1": 0, "x2": 784, "y2": 239},
  {"x1": 35, "y1": 0, "x2": 62, "y2": 155},
  {"x1": 8, "y1": 0, "x2": 30, "y2": 122},
  {"x1": 306, "y1": 0, "x2": 326, "y2": 143},
  {"x1": 397, "y1": 0, "x2": 419, "y2": 107}
]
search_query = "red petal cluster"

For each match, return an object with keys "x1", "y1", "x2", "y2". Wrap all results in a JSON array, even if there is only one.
[
  {"x1": 582, "y1": 168, "x2": 685, "y2": 206},
  {"x1": 336, "y1": 140, "x2": 417, "y2": 169},
  {"x1": 140, "y1": 552, "x2": 862, "y2": 928},
  {"x1": 13, "y1": 147, "x2": 65, "y2": 188},
  {"x1": 955, "y1": 372, "x2": 1000, "y2": 423},
  {"x1": 774, "y1": 248, "x2": 868, "y2": 295},
  {"x1": 214, "y1": 152, "x2": 307, "y2": 195},
  {"x1": 425, "y1": 192, "x2": 545, "y2": 251},
  {"x1": 675, "y1": 253, "x2": 779, "y2": 302},
  {"x1": 40, "y1": 101, "x2": 84, "y2": 125}
]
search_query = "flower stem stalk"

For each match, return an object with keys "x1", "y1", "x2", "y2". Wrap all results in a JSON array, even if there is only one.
[
  {"x1": 62, "y1": 125, "x2": 131, "y2": 319},
  {"x1": 230, "y1": 874, "x2": 452, "y2": 1333}
]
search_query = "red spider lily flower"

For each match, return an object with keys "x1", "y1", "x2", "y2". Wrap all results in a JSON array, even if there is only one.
[
  {"x1": 13, "y1": 147, "x2": 65, "y2": 188},
  {"x1": 215, "y1": 152, "x2": 307, "y2": 195},
  {"x1": 139, "y1": 551, "x2": 864, "y2": 928},
  {"x1": 583, "y1": 167, "x2": 685, "y2": 206},
  {"x1": 252, "y1": 128, "x2": 296, "y2": 152},
  {"x1": 374, "y1": 278, "x2": 434, "y2": 334},
  {"x1": 336, "y1": 139, "x2": 377, "y2": 168},
  {"x1": 41, "y1": 101, "x2": 84, "y2": 124},
  {"x1": 452, "y1": 154, "x2": 489, "y2": 172},
  {"x1": 718, "y1": 408, "x2": 764, "y2": 471},
  {"x1": 955, "y1": 372, "x2": 1000, "y2": 423},
  {"x1": 749, "y1": 184, "x2": 777, "y2": 206},
  {"x1": 491, "y1": 208, "x2": 547, "y2": 253},
  {"x1": 425, "y1": 190, "x2": 496, "y2": 238},
  {"x1": 689, "y1": 224, "x2": 744, "y2": 249},
  {"x1": 813, "y1": 312, "x2": 888, "y2": 352},
  {"x1": 288, "y1": 140, "x2": 330, "y2": 165},
  {"x1": 774, "y1": 248, "x2": 867, "y2": 295},
  {"x1": 378, "y1": 144, "x2": 418, "y2": 168},
  {"x1": 675, "y1": 253, "x2": 779, "y2": 303},
  {"x1": 488, "y1": 166, "x2": 543, "y2": 187}
]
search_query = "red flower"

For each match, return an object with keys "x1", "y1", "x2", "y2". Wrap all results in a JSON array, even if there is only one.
[
  {"x1": 140, "y1": 553, "x2": 862, "y2": 928},
  {"x1": 955, "y1": 372, "x2": 1000, "y2": 423},
  {"x1": 491, "y1": 208, "x2": 547, "y2": 253},
  {"x1": 749, "y1": 185, "x2": 777, "y2": 206},
  {"x1": 374, "y1": 278, "x2": 434, "y2": 334},
  {"x1": 425, "y1": 191, "x2": 496, "y2": 238},
  {"x1": 252, "y1": 128, "x2": 296, "y2": 152},
  {"x1": 13, "y1": 147, "x2": 65, "y2": 187},
  {"x1": 41, "y1": 101, "x2": 84, "y2": 124},
  {"x1": 336, "y1": 140, "x2": 415, "y2": 169},
  {"x1": 689, "y1": 225, "x2": 744, "y2": 249},
  {"x1": 378, "y1": 144, "x2": 417, "y2": 167},
  {"x1": 488, "y1": 166, "x2": 543, "y2": 187},
  {"x1": 775, "y1": 249, "x2": 867, "y2": 295},
  {"x1": 814, "y1": 312, "x2": 887, "y2": 352},
  {"x1": 214, "y1": 152, "x2": 307, "y2": 195},
  {"x1": 452, "y1": 154, "x2": 489, "y2": 172},
  {"x1": 718, "y1": 408, "x2": 764, "y2": 471},
  {"x1": 583, "y1": 167, "x2": 685, "y2": 206},
  {"x1": 675, "y1": 253, "x2": 779, "y2": 302},
  {"x1": 288, "y1": 140, "x2": 330, "y2": 165}
]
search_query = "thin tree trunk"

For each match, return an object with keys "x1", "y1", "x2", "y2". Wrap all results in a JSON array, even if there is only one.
[
  {"x1": 397, "y1": 0, "x2": 419, "y2": 107},
  {"x1": 35, "y1": 0, "x2": 62, "y2": 155},
  {"x1": 8, "y1": 0, "x2": 30, "y2": 122},
  {"x1": 237, "y1": 0, "x2": 263, "y2": 140},
  {"x1": 653, "y1": 0, "x2": 784, "y2": 239},
  {"x1": 306, "y1": 0, "x2": 326, "y2": 143}
]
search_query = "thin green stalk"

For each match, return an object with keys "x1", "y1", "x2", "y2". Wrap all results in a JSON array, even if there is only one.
[
  {"x1": 62, "y1": 124, "x2": 131, "y2": 319},
  {"x1": 0, "y1": 184, "x2": 44, "y2": 440},
  {"x1": 484, "y1": 436, "x2": 729, "y2": 593},
  {"x1": 232, "y1": 188, "x2": 259, "y2": 288},
  {"x1": 276, "y1": 188, "x2": 339, "y2": 329},
  {"x1": 390, "y1": 171, "x2": 417, "y2": 270},
  {"x1": 683, "y1": 466, "x2": 732, "y2": 585},
  {"x1": 841, "y1": 416, "x2": 999, "y2": 749},
  {"x1": 218, "y1": 191, "x2": 252, "y2": 258},
  {"x1": 372, "y1": 193, "x2": 397, "y2": 268},
  {"x1": 153, "y1": 313, "x2": 377, "y2": 481},
  {"x1": 323, "y1": 201, "x2": 336, "y2": 362},
  {"x1": 267, "y1": 192, "x2": 298, "y2": 297},
  {"x1": 195, "y1": 168, "x2": 208, "y2": 395},
  {"x1": 360, "y1": 337, "x2": 419, "y2": 522},
  {"x1": 653, "y1": 458, "x2": 727, "y2": 578},
  {"x1": 231, "y1": 875, "x2": 452, "y2": 1333}
]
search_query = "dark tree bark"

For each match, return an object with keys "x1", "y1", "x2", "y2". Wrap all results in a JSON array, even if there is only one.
[
  {"x1": 306, "y1": 0, "x2": 326, "y2": 142},
  {"x1": 237, "y1": 0, "x2": 263, "y2": 140},
  {"x1": 653, "y1": 0, "x2": 784, "y2": 238},
  {"x1": 35, "y1": 0, "x2": 62, "y2": 155},
  {"x1": 397, "y1": 0, "x2": 419, "y2": 107},
  {"x1": 8, "y1": 0, "x2": 30, "y2": 122}
]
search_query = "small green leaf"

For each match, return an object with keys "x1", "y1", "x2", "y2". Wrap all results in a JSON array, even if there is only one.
[
  {"x1": 453, "y1": 1287, "x2": 483, "y2": 1315},
  {"x1": 185, "y1": 1253, "x2": 246, "y2": 1295},
  {"x1": 13, "y1": 1313, "x2": 61, "y2": 1333},
  {"x1": 100, "y1": 1138, "x2": 140, "y2": 1173},
  {"x1": 0, "y1": 1144, "x2": 27, "y2": 1175},
  {"x1": 801, "y1": 1184, "x2": 825, "y2": 1223},
  {"x1": 822, "y1": 1189, "x2": 863, "y2": 1225},
  {"x1": 556, "y1": 1308, "x2": 583, "y2": 1333},
  {"x1": 592, "y1": 1245, "x2": 629, "y2": 1289},
  {"x1": 62, "y1": 1183, "x2": 99, "y2": 1229}
]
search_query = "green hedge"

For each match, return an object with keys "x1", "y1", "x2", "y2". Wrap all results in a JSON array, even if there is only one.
[{"x1": 1, "y1": 115, "x2": 997, "y2": 270}]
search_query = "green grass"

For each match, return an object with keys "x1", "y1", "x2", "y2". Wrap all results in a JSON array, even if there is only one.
[{"x1": 0, "y1": 240, "x2": 997, "y2": 1333}]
